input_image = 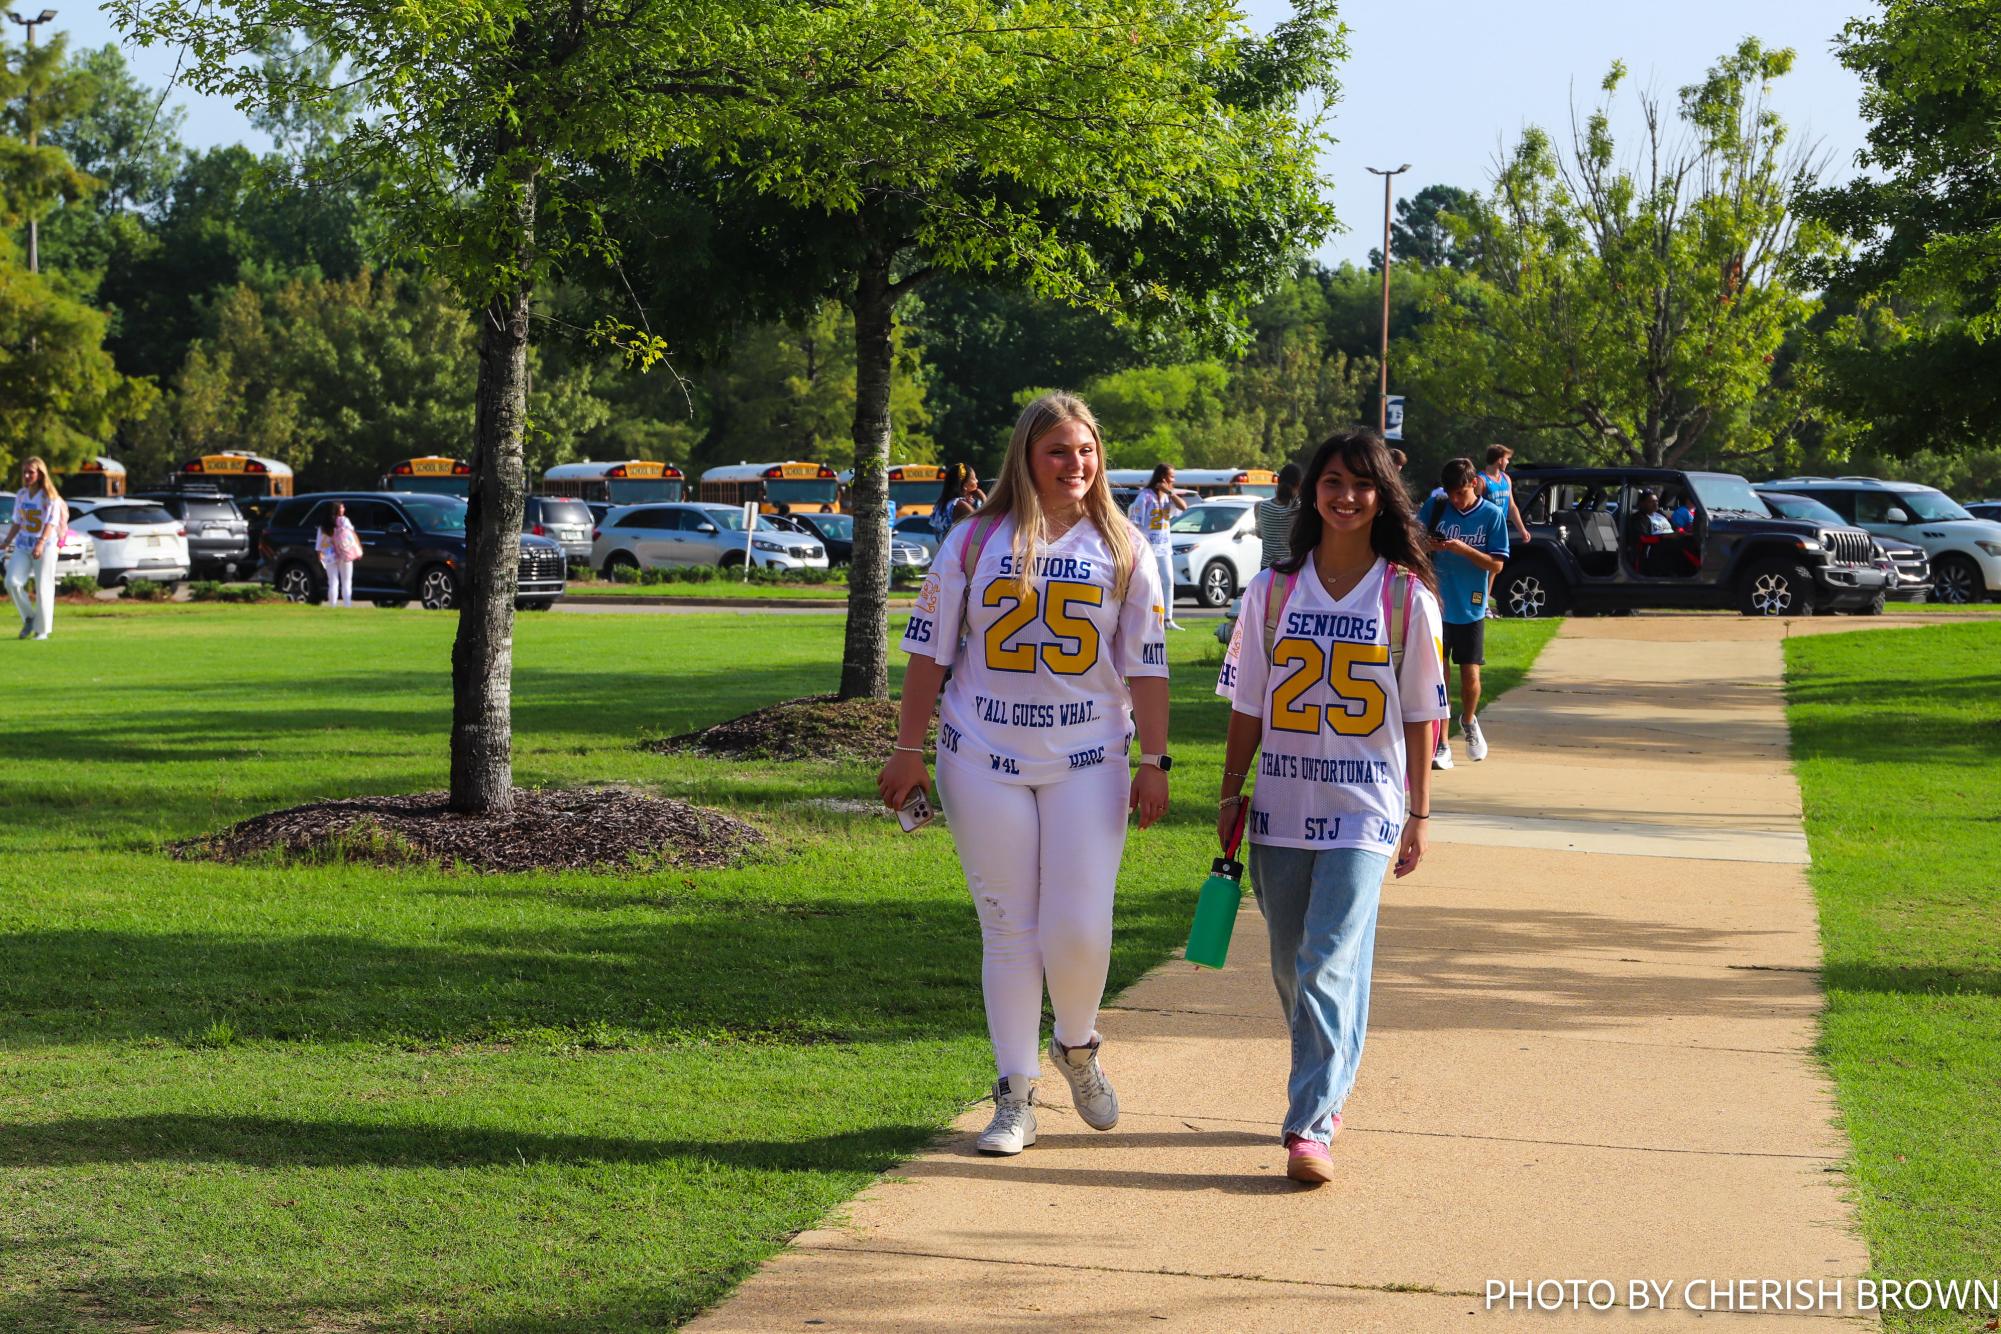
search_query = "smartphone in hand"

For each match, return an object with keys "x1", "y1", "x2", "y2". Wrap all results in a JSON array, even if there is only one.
[{"x1": 897, "y1": 789, "x2": 935, "y2": 833}]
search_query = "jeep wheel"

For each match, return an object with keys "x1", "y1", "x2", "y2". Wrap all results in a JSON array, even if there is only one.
[
  {"x1": 1738, "y1": 558, "x2": 1816, "y2": 616},
  {"x1": 1845, "y1": 593, "x2": 1886, "y2": 616},
  {"x1": 1932, "y1": 554, "x2": 1980, "y2": 605},
  {"x1": 1197, "y1": 560, "x2": 1236, "y2": 609},
  {"x1": 276, "y1": 562, "x2": 321, "y2": 605},
  {"x1": 417, "y1": 566, "x2": 458, "y2": 610},
  {"x1": 1503, "y1": 562, "x2": 1569, "y2": 618}
]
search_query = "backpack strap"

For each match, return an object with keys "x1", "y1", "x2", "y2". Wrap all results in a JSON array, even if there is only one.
[
  {"x1": 959, "y1": 513, "x2": 1002, "y2": 582},
  {"x1": 1384, "y1": 566, "x2": 1414, "y2": 674},
  {"x1": 1260, "y1": 569, "x2": 1298, "y2": 663}
]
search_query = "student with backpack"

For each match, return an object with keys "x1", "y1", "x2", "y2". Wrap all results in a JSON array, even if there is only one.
[
  {"x1": 1127, "y1": 463, "x2": 1187, "y2": 630},
  {"x1": 879, "y1": 392, "x2": 1171, "y2": 1157},
  {"x1": 3, "y1": 456, "x2": 68, "y2": 641},
  {"x1": 1417, "y1": 458, "x2": 1509, "y2": 767},
  {"x1": 1214, "y1": 429, "x2": 1448, "y2": 1184}
]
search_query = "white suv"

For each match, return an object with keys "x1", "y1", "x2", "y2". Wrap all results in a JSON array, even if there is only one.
[
  {"x1": 1170, "y1": 497, "x2": 1263, "y2": 608},
  {"x1": 593, "y1": 503, "x2": 828, "y2": 575},
  {"x1": 66, "y1": 498, "x2": 191, "y2": 588},
  {"x1": 1759, "y1": 478, "x2": 2001, "y2": 603}
]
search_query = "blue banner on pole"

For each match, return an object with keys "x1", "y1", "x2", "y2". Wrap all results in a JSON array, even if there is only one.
[{"x1": 1385, "y1": 395, "x2": 1406, "y2": 441}]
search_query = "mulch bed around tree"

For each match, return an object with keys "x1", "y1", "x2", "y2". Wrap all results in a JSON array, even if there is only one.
[
  {"x1": 649, "y1": 693, "x2": 925, "y2": 763},
  {"x1": 172, "y1": 785, "x2": 764, "y2": 874}
]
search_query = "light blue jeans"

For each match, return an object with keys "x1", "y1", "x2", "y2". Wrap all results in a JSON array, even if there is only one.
[{"x1": 1248, "y1": 842, "x2": 1391, "y2": 1143}]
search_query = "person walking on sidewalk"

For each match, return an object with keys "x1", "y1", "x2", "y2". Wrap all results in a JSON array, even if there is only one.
[
  {"x1": 1127, "y1": 463, "x2": 1187, "y2": 630},
  {"x1": 1478, "y1": 445, "x2": 1531, "y2": 620},
  {"x1": 1417, "y1": 458, "x2": 1508, "y2": 767},
  {"x1": 314, "y1": 502, "x2": 364, "y2": 608},
  {"x1": 930, "y1": 462, "x2": 985, "y2": 539},
  {"x1": 4, "y1": 457, "x2": 69, "y2": 641},
  {"x1": 880, "y1": 392, "x2": 1171, "y2": 1157},
  {"x1": 1255, "y1": 462, "x2": 1303, "y2": 570},
  {"x1": 1215, "y1": 428, "x2": 1448, "y2": 1184}
]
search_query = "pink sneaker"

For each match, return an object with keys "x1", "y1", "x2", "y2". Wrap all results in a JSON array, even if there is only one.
[{"x1": 1285, "y1": 1133, "x2": 1334, "y2": 1184}]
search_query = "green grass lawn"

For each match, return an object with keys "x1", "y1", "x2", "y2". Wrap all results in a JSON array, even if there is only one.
[
  {"x1": 0, "y1": 604, "x2": 1555, "y2": 1330},
  {"x1": 1785, "y1": 623, "x2": 2001, "y2": 1332},
  {"x1": 565, "y1": 580, "x2": 865, "y2": 601}
]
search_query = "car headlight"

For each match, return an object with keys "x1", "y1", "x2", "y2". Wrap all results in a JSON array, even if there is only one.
[
  {"x1": 752, "y1": 539, "x2": 787, "y2": 553},
  {"x1": 1171, "y1": 542, "x2": 1196, "y2": 553},
  {"x1": 1795, "y1": 537, "x2": 1823, "y2": 552},
  {"x1": 1976, "y1": 540, "x2": 2001, "y2": 557}
]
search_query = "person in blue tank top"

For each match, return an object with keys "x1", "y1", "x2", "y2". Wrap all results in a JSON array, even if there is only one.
[
  {"x1": 1479, "y1": 445, "x2": 1530, "y2": 620},
  {"x1": 1418, "y1": 458, "x2": 1510, "y2": 767}
]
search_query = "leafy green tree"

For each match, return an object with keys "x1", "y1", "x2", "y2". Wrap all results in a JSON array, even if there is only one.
[
  {"x1": 1795, "y1": 0, "x2": 2001, "y2": 459},
  {"x1": 1408, "y1": 41, "x2": 1832, "y2": 467},
  {"x1": 1370, "y1": 183, "x2": 1484, "y2": 271}
]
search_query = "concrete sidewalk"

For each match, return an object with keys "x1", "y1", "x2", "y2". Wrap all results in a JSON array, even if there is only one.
[{"x1": 692, "y1": 616, "x2": 1876, "y2": 1331}]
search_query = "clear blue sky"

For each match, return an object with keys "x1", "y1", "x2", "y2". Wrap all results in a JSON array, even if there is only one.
[{"x1": 53, "y1": 0, "x2": 1872, "y2": 271}]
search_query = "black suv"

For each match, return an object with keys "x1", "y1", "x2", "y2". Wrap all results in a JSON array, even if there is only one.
[
  {"x1": 1498, "y1": 468, "x2": 1887, "y2": 617},
  {"x1": 259, "y1": 492, "x2": 567, "y2": 610},
  {"x1": 132, "y1": 488, "x2": 251, "y2": 580}
]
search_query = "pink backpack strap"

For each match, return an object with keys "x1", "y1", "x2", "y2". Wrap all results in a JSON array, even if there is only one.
[{"x1": 1260, "y1": 569, "x2": 1298, "y2": 663}]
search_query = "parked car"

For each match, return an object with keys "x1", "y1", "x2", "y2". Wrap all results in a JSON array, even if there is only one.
[
  {"x1": 66, "y1": 499, "x2": 192, "y2": 588},
  {"x1": 1964, "y1": 500, "x2": 2001, "y2": 523},
  {"x1": 0, "y1": 494, "x2": 99, "y2": 585},
  {"x1": 1498, "y1": 467, "x2": 1886, "y2": 617},
  {"x1": 591, "y1": 503, "x2": 829, "y2": 575},
  {"x1": 776, "y1": 511, "x2": 930, "y2": 571},
  {"x1": 132, "y1": 488, "x2": 251, "y2": 580},
  {"x1": 260, "y1": 492, "x2": 566, "y2": 609},
  {"x1": 1760, "y1": 490, "x2": 1930, "y2": 607},
  {"x1": 1756, "y1": 477, "x2": 2001, "y2": 604},
  {"x1": 522, "y1": 495, "x2": 596, "y2": 566},
  {"x1": 890, "y1": 513, "x2": 944, "y2": 563},
  {"x1": 1170, "y1": 497, "x2": 1262, "y2": 608}
]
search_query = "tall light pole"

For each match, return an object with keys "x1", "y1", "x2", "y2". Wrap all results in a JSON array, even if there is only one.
[
  {"x1": 1366, "y1": 163, "x2": 1410, "y2": 435},
  {"x1": 8, "y1": 8, "x2": 57, "y2": 274}
]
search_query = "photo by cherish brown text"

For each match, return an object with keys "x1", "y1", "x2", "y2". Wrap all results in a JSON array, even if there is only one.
[{"x1": 1486, "y1": 1277, "x2": 2001, "y2": 1315}]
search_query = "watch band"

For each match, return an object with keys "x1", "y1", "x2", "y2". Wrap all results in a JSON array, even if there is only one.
[{"x1": 1138, "y1": 752, "x2": 1173, "y2": 772}]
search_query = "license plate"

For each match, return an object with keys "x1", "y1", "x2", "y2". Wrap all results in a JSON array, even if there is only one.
[{"x1": 146, "y1": 536, "x2": 163, "y2": 548}]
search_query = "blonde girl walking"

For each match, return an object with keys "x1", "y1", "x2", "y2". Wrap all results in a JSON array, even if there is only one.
[
  {"x1": 879, "y1": 392, "x2": 1171, "y2": 1155},
  {"x1": 3, "y1": 457, "x2": 69, "y2": 640}
]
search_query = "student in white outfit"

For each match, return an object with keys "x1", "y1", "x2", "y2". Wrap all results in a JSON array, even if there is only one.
[
  {"x1": 880, "y1": 392, "x2": 1172, "y2": 1156},
  {"x1": 3, "y1": 457, "x2": 68, "y2": 641},
  {"x1": 1126, "y1": 463, "x2": 1187, "y2": 630},
  {"x1": 314, "y1": 502, "x2": 363, "y2": 607},
  {"x1": 1215, "y1": 428, "x2": 1449, "y2": 1184}
]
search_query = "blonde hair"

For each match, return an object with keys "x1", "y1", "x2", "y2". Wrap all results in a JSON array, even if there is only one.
[
  {"x1": 19, "y1": 457, "x2": 59, "y2": 503},
  {"x1": 983, "y1": 392, "x2": 1139, "y2": 600}
]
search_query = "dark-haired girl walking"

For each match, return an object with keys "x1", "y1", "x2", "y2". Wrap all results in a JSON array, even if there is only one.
[{"x1": 1214, "y1": 429, "x2": 1449, "y2": 1184}]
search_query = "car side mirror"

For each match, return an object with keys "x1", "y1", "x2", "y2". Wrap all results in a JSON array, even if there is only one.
[
  {"x1": 696, "y1": 522, "x2": 717, "y2": 534},
  {"x1": 1234, "y1": 529, "x2": 1249, "y2": 541},
  {"x1": 1883, "y1": 507, "x2": 1909, "y2": 524}
]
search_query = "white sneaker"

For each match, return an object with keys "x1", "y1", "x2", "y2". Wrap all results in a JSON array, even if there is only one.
[
  {"x1": 1165, "y1": 620, "x2": 1185, "y2": 631},
  {"x1": 1050, "y1": 1035, "x2": 1120, "y2": 1130},
  {"x1": 1462, "y1": 714, "x2": 1488, "y2": 762},
  {"x1": 976, "y1": 1075, "x2": 1038, "y2": 1155},
  {"x1": 1432, "y1": 736, "x2": 1454, "y2": 771}
]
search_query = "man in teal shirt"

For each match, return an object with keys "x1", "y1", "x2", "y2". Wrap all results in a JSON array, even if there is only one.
[{"x1": 1418, "y1": 458, "x2": 1510, "y2": 767}]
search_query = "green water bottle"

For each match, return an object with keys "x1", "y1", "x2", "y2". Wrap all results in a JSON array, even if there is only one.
[{"x1": 1185, "y1": 803, "x2": 1249, "y2": 969}]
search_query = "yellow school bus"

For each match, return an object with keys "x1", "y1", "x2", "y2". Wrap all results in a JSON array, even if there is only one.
[
  {"x1": 176, "y1": 451, "x2": 296, "y2": 498},
  {"x1": 698, "y1": 461, "x2": 840, "y2": 513},
  {"x1": 1176, "y1": 468, "x2": 1280, "y2": 498},
  {"x1": 62, "y1": 456, "x2": 127, "y2": 498},
  {"x1": 838, "y1": 463, "x2": 948, "y2": 516},
  {"x1": 542, "y1": 460, "x2": 687, "y2": 504},
  {"x1": 382, "y1": 455, "x2": 472, "y2": 496}
]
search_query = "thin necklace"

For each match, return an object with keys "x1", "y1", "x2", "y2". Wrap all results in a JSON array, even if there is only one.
[{"x1": 1314, "y1": 550, "x2": 1376, "y2": 597}]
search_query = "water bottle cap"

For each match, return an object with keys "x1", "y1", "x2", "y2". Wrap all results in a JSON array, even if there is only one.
[{"x1": 1209, "y1": 856, "x2": 1243, "y2": 881}]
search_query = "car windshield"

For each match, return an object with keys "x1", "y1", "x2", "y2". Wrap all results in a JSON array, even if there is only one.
[
  {"x1": 540, "y1": 500, "x2": 592, "y2": 525},
  {"x1": 1172, "y1": 505, "x2": 1248, "y2": 534},
  {"x1": 1761, "y1": 493, "x2": 1847, "y2": 526},
  {"x1": 399, "y1": 496, "x2": 468, "y2": 533},
  {"x1": 183, "y1": 500, "x2": 238, "y2": 521},
  {"x1": 808, "y1": 514, "x2": 854, "y2": 540},
  {"x1": 1892, "y1": 490, "x2": 1974, "y2": 522},
  {"x1": 1687, "y1": 474, "x2": 1768, "y2": 515},
  {"x1": 700, "y1": 507, "x2": 758, "y2": 532},
  {"x1": 88, "y1": 504, "x2": 176, "y2": 526}
]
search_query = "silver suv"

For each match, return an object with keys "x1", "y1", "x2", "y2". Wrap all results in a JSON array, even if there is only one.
[{"x1": 1758, "y1": 477, "x2": 2001, "y2": 603}]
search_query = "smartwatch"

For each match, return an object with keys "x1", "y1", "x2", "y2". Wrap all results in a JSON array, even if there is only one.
[{"x1": 1138, "y1": 753, "x2": 1173, "y2": 772}]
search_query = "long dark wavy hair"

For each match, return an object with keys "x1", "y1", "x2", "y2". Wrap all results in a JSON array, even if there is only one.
[{"x1": 1278, "y1": 429, "x2": 1436, "y2": 594}]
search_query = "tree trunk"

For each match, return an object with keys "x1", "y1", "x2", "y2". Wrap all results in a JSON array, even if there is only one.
[
  {"x1": 450, "y1": 172, "x2": 536, "y2": 814},
  {"x1": 838, "y1": 251, "x2": 896, "y2": 700}
]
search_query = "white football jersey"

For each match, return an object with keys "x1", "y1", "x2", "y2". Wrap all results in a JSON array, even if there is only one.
[
  {"x1": 1216, "y1": 560, "x2": 1450, "y2": 852},
  {"x1": 903, "y1": 515, "x2": 1168, "y2": 785}
]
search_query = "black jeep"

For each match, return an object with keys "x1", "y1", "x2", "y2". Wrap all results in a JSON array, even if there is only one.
[{"x1": 1497, "y1": 468, "x2": 1886, "y2": 617}]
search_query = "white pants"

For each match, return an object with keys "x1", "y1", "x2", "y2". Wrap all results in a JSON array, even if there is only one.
[
  {"x1": 6, "y1": 543, "x2": 57, "y2": 637},
  {"x1": 321, "y1": 553, "x2": 355, "y2": 607},
  {"x1": 936, "y1": 757, "x2": 1131, "y2": 1080},
  {"x1": 1154, "y1": 550, "x2": 1175, "y2": 620}
]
